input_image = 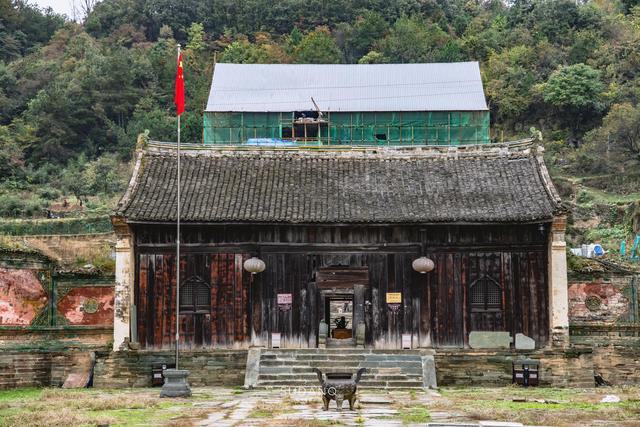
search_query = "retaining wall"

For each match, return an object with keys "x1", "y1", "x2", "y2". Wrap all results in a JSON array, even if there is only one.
[
  {"x1": 0, "y1": 351, "x2": 91, "y2": 389},
  {"x1": 434, "y1": 348, "x2": 596, "y2": 387},
  {"x1": 93, "y1": 350, "x2": 248, "y2": 388}
]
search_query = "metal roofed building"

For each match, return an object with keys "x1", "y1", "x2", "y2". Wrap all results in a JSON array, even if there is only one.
[{"x1": 203, "y1": 62, "x2": 490, "y2": 146}]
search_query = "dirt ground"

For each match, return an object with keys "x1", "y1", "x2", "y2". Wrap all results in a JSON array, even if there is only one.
[{"x1": 0, "y1": 385, "x2": 638, "y2": 426}]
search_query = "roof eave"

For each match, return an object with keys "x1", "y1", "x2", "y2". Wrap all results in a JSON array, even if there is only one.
[
  {"x1": 123, "y1": 219, "x2": 555, "y2": 227},
  {"x1": 113, "y1": 148, "x2": 145, "y2": 217}
]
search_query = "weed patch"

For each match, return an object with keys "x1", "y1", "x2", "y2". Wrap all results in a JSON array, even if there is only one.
[{"x1": 399, "y1": 406, "x2": 431, "y2": 423}]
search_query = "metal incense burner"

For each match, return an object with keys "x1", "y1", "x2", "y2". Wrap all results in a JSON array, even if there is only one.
[{"x1": 313, "y1": 367, "x2": 366, "y2": 411}]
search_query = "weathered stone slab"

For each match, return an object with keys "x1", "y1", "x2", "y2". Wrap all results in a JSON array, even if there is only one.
[
  {"x1": 243, "y1": 348, "x2": 261, "y2": 389},
  {"x1": 422, "y1": 355, "x2": 437, "y2": 389},
  {"x1": 427, "y1": 423, "x2": 476, "y2": 427},
  {"x1": 62, "y1": 351, "x2": 94, "y2": 388},
  {"x1": 62, "y1": 373, "x2": 91, "y2": 388},
  {"x1": 515, "y1": 333, "x2": 535, "y2": 350},
  {"x1": 478, "y1": 422, "x2": 523, "y2": 427},
  {"x1": 469, "y1": 331, "x2": 511, "y2": 349},
  {"x1": 360, "y1": 396, "x2": 393, "y2": 404}
]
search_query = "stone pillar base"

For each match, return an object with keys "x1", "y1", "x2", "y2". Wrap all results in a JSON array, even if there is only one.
[{"x1": 160, "y1": 369, "x2": 192, "y2": 398}]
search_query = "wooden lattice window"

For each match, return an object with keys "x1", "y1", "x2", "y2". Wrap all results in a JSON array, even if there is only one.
[
  {"x1": 469, "y1": 276, "x2": 502, "y2": 312},
  {"x1": 180, "y1": 276, "x2": 211, "y2": 313}
]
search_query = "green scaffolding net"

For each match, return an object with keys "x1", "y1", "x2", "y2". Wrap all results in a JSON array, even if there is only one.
[{"x1": 203, "y1": 111, "x2": 490, "y2": 146}]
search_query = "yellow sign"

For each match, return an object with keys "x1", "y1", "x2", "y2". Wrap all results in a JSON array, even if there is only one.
[{"x1": 386, "y1": 292, "x2": 402, "y2": 304}]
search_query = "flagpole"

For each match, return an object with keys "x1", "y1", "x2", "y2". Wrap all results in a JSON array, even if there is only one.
[{"x1": 175, "y1": 43, "x2": 181, "y2": 371}]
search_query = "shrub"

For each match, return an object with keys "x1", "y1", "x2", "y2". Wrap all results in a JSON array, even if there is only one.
[
  {"x1": 37, "y1": 186, "x2": 61, "y2": 201},
  {"x1": 576, "y1": 190, "x2": 593, "y2": 204},
  {"x1": 0, "y1": 193, "x2": 47, "y2": 217}
]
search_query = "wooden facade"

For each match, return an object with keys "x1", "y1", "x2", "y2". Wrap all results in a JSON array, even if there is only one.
[
  {"x1": 112, "y1": 142, "x2": 567, "y2": 352},
  {"x1": 133, "y1": 223, "x2": 549, "y2": 349}
]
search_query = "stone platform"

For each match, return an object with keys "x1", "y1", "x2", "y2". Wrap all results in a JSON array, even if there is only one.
[
  {"x1": 89, "y1": 345, "x2": 640, "y2": 390},
  {"x1": 247, "y1": 348, "x2": 437, "y2": 390}
]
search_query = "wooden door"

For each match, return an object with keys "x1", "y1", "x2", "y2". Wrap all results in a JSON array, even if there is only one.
[{"x1": 466, "y1": 252, "x2": 506, "y2": 334}]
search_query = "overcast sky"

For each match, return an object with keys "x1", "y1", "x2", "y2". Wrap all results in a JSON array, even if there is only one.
[{"x1": 31, "y1": 0, "x2": 79, "y2": 20}]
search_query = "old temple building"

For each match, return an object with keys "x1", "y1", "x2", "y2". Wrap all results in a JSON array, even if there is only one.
[
  {"x1": 105, "y1": 62, "x2": 574, "y2": 388},
  {"x1": 111, "y1": 141, "x2": 568, "y2": 351}
]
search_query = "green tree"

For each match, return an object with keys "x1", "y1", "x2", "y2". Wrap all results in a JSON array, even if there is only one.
[
  {"x1": 186, "y1": 22, "x2": 204, "y2": 52},
  {"x1": 83, "y1": 153, "x2": 127, "y2": 194},
  {"x1": 221, "y1": 38, "x2": 265, "y2": 63},
  {"x1": 60, "y1": 156, "x2": 91, "y2": 203},
  {"x1": 0, "y1": 0, "x2": 65, "y2": 61},
  {"x1": 287, "y1": 27, "x2": 303, "y2": 47},
  {"x1": 377, "y1": 16, "x2": 449, "y2": 63},
  {"x1": 542, "y1": 63, "x2": 605, "y2": 134},
  {"x1": 484, "y1": 45, "x2": 537, "y2": 128},
  {"x1": 126, "y1": 106, "x2": 176, "y2": 143},
  {"x1": 344, "y1": 10, "x2": 388, "y2": 63},
  {"x1": 293, "y1": 26, "x2": 341, "y2": 64},
  {"x1": 585, "y1": 103, "x2": 640, "y2": 164},
  {"x1": 0, "y1": 122, "x2": 28, "y2": 180},
  {"x1": 358, "y1": 50, "x2": 387, "y2": 64}
]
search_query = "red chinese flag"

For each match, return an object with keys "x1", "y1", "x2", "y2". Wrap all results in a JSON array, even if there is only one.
[{"x1": 174, "y1": 52, "x2": 184, "y2": 116}]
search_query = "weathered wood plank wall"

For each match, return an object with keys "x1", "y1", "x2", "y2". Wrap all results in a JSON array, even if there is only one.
[
  {"x1": 136, "y1": 252, "x2": 250, "y2": 349},
  {"x1": 133, "y1": 224, "x2": 548, "y2": 349}
]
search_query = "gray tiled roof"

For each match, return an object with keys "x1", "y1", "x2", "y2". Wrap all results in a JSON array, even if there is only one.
[
  {"x1": 115, "y1": 143, "x2": 563, "y2": 224},
  {"x1": 205, "y1": 63, "x2": 488, "y2": 112}
]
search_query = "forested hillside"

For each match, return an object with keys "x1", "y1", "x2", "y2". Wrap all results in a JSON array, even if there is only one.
[{"x1": 1, "y1": 0, "x2": 639, "y2": 251}]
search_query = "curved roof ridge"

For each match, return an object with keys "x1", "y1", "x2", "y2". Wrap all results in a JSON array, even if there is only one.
[
  {"x1": 143, "y1": 139, "x2": 536, "y2": 160},
  {"x1": 114, "y1": 149, "x2": 144, "y2": 216}
]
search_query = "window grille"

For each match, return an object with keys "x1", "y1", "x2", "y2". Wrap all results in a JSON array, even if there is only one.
[
  {"x1": 180, "y1": 276, "x2": 211, "y2": 313},
  {"x1": 470, "y1": 277, "x2": 502, "y2": 312}
]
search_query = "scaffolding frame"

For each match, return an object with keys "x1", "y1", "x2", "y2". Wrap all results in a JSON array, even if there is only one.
[{"x1": 203, "y1": 111, "x2": 490, "y2": 146}]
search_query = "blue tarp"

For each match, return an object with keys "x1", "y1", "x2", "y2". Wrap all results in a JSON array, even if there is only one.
[{"x1": 245, "y1": 138, "x2": 297, "y2": 146}]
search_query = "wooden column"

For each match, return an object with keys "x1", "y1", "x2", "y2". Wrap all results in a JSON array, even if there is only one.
[
  {"x1": 548, "y1": 215, "x2": 569, "y2": 347},
  {"x1": 112, "y1": 216, "x2": 135, "y2": 351}
]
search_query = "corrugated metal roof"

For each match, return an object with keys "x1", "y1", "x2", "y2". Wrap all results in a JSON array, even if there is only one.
[{"x1": 205, "y1": 63, "x2": 488, "y2": 112}]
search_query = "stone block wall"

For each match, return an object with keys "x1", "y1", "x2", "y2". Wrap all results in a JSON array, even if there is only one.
[
  {"x1": 0, "y1": 351, "x2": 91, "y2": 389},
  {"x1": 435, "y1": 348, "x2": 595, "y2": 387},
  {"x1": 93, "y1": 350, "x2": 247, "y2": 388},
  {"x1": 591, "y1": 344, "x2": 640, "y2": 385}
]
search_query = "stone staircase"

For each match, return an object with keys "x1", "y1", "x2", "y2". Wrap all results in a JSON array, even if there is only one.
[{"x1": 246, "y1": 348, "x2": 436, "y2": 390}]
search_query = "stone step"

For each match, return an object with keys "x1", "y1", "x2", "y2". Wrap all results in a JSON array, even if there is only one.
[
  {"x1": 260, "y1": 355, "x2": 423, "y2": 362},
  {"x1": 257, "y1": 374, "x2": 421, "y2": 382},
  {"x1": 255, "y1": 380, "x2": 425, "y2": 389},
  {"x1": 259, "y1": 358, "x2": 422, "y2": 365},
  {"x1": 258, "y1": 356, "x2": 424, "y2": 362},
  {"x1": 259, "y1": 365, "x2": 422, "y2": 373},
  {"x1": 252, "y1": 349, "x2": 431, "y2": 391},
  {"x1": 260, "y1": 349, "x2": 424, "y2": 355}
]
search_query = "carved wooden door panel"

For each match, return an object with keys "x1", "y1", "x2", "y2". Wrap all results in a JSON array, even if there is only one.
[{"x1": 467, "y1": 252, "x2": 506, "y2": 333}]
